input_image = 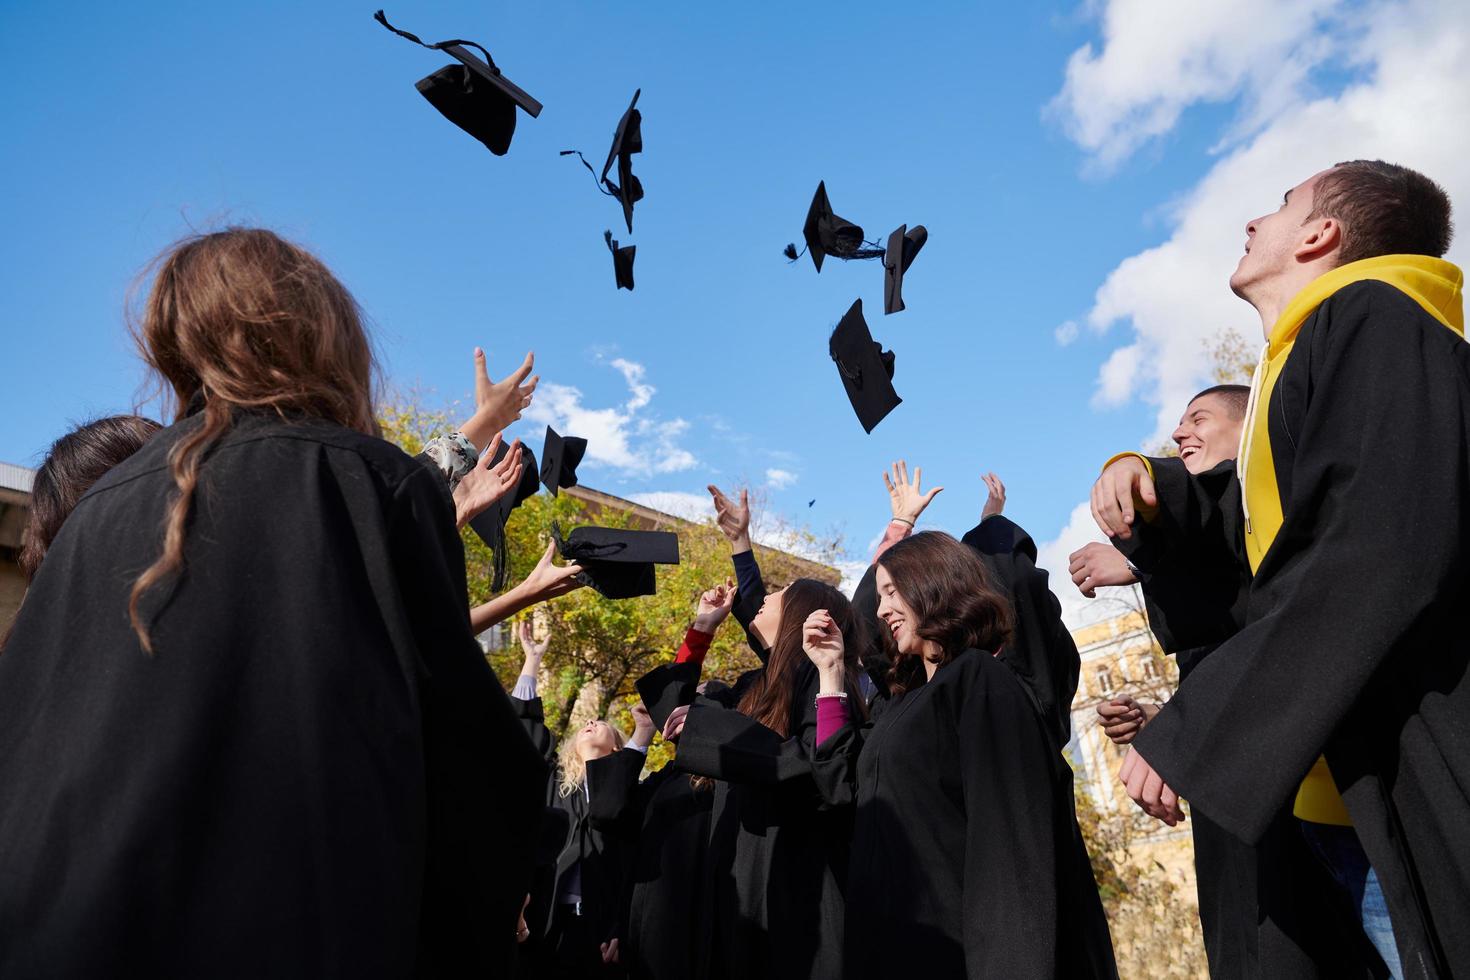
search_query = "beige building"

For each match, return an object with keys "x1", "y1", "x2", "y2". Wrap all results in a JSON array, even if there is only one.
[{"x1": 1068, "y1": 597, "x2": 1200, "y2": 897}]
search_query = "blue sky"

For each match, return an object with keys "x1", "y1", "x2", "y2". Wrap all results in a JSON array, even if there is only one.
[{"x1": 4, "y1": 0, "x2": 1465, "y2": 608}]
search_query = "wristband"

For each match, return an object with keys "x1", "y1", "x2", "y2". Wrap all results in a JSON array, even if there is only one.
[
  {"x1": 891, "y1": 517, "x2": 914, "y2": 528},
  {"x1": 815, "y1": 691, "x2": 848, "y2": 700}
]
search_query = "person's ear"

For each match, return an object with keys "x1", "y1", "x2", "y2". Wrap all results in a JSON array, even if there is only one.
[{"x1": 1295, "y1": 217, "x2": 1341, "y2": 263}]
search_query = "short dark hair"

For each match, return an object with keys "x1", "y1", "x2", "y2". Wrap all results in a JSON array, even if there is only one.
[
  {"x1": 1189, "y1": 384, "x2": 1250, "y2": 420},
  {"x1": 875, "y1": 531, "x2": 1012, "y2": 696},
  {"x1": 1308, "y1": 160, "x2": 1453, "y2": 265}
]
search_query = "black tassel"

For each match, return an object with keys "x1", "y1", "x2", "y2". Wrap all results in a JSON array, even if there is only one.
[{"x1": 783, "y1": 243, "x2": 801, "y2": 261}]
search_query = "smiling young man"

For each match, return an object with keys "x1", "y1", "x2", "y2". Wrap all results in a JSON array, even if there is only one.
[{"x1": 1093, "y1": 160, "x2": 1465, "y2": 977}]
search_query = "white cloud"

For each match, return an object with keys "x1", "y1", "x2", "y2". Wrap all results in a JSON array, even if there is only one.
[
  {"x1": 626, "y1": 491, "x2": 712, "y2": 522},
  {"x1": 1055, "y1": 320, "x2": 1081, "y2": 346},
  {"x1": 1063, "y1": 0, "x2": 1470, "y2": 444},
  {"x1": 765, "y1": 468, "x2": 798, "y2": 489},
  {"x1": 1035, "y1": 502, "x2": 1146, "y2": 630},
  {"x1": 525, "y1": 357, "x2": 697, "y2": 474},
  {"x1": 1048, "y1": 0, "x2": 1344, "y2": 169}
]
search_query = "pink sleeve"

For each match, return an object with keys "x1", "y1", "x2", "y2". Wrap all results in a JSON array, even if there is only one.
[
  {"x1": 871, "y1": 520, "x2": 912, "y2": 563},
  {"x1": 815, "y1": 697, "x2": 851, "y2": 746}
]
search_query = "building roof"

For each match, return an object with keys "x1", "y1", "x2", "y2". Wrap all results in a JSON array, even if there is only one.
[{"x1": 0, "y1": 462, "x2": 35, "y2": 494}]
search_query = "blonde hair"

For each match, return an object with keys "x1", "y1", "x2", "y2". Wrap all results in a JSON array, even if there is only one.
[
  {"x1": 127, "y1": 228, "x2": 379, "y2": 653},
  {"x1": 557, "y1": 721, "x2": 627, "y2": 798}
]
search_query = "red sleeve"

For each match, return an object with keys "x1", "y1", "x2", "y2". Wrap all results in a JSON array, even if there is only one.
[
  {"x1": 872, "y1": 520, "x2": 912, "y2": 563},
  {"x1": 675, "y1": 627, "x2": 714, "y2": 665}
]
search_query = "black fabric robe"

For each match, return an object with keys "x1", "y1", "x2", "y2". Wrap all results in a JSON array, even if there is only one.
[
  {"x1": 587, "y1": 748, "x2": 714, "y2": 980},
  {"x1": 828, "y1": 648, "x2": 1116, "y2": 979},
  {"x1": 0, "y1": 412, "x2": 546, "y2": 978},
  {"x1": 669, "y1": 664, "x2": 859, "y2": 980},
  {"x1": 1131, "y1": 281, "x2": 1470, "y2": 978},
  {"x1": 1122, "y1": 463, "x2": 1383, "y2": 978}
]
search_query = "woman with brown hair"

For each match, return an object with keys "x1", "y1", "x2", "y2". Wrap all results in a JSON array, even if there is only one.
[
  {"x1": 0, "y1": 228, "x2": 549, "y2": 977},
  {"x1": 815, "y1": 531, "x2": 1117, "y2": 979}
]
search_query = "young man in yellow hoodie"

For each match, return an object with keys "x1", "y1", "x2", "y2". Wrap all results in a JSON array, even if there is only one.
[{"x1": 1093, "y1": 160, "x2": 1463, "y2": 978}]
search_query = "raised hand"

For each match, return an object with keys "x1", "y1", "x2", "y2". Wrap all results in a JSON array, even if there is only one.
[
  {"x1": 453, "y1": 435, "x2": 523, "y2": 529},
  {"x1": 1067, "y1": 542, "x2": 1138, "y2": 598},
  {"x1": 630, "y1": 702, "x2": 655, "y2": 746},
  {"x1": 661, "y1": 704, "x2": 690, "y2": 743},
  {"x1": 521, "y1": 541, "x2": 585, "y2": 603},
  {"x1": 1096, "y1": 695, "x2": 1159, "y2": 745},
  {"x1": 883, "y1": 460, "x2": 943, "y2": 526},
  {"x1": 1091, "y1": 455, "x2": 1156, "y2": 540},
  {"x1": 802, "y1": 609, "x2": 846, "y2": 687},
  {"x1": 707, "y1": 484, "x2": 752, "y2": 552},
  {"x1": 518, "y1": 619, "x2": 550, "y2": 660},
  {"x1": 692, "y1": 578, "x2": 737, "y2": 632},
  {"x1": 1118, "y1": 745, "x2": 1185, "y2": 826},
  {"x1": 461, "y1": 348, "x2": 538, "y2": 450},
  {"x1": 981, "y1": 472, "x2": 1007, "y2": 520}
]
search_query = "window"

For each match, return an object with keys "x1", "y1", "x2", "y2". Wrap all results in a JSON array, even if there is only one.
[
  {"x1": 1141, "y1": 655, "x2": 1161, "y2": 681},
  {"x1": 1093, "y1": 667, "x2": 1115, "y2": 694}
]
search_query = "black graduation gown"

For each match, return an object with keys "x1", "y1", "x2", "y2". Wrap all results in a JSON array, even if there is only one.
[
  {"x1": 828, "y1": 648, "x2": 1115, "y2": 979},
  {"x1": 1131, "y1": 281, "x2": 1470, "y2": 978},
  {"x1": 588, "y1": 748, "x2": 715, "y2": 980},
  {"x1": 0, "y1": 412, "x2": 546, "y2": 978},
  {"x1": 1122, "y1": 463, "x2": 1383, "y2": 978},
  {"x1": 669, "y1": 664, "x2": 857, "y2": 980}
]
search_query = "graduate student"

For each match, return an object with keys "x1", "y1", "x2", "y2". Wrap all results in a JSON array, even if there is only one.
[
  {"x1": 1093, "y1": 160, "x2": 1466, "y2": 976},
  {"x1": 509, "y1": 622, "x2": 654, "y2": 978},
  {"x1": 814, "y1": 531, "x2": 1117, "y2": 979},
  {"x1": 636, "y1": 491, "x2": 867, "y2": 980},
  {"x1": 0, "y1": 228, "x2": 547, "y2": 977},
  {"x1": 1074, "y1": 386, "x2": 1379, "y2": 978}
]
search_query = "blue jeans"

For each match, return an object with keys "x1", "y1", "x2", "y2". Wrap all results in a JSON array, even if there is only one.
[{"x1": 1300, "y1": 821, "x2": 1403, "y2": 978}]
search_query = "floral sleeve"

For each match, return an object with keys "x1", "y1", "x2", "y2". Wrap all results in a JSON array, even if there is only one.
[{"x1": 421, "y1": 432, "x2": 479, "y2": 492}]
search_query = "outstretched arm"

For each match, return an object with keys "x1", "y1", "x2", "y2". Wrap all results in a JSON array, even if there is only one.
[{"x1": 470, "y1": 543, "x2": 584, "y2": 634}]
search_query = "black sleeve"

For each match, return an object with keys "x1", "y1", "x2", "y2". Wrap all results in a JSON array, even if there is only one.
[
  {"x1": 731, "y1": 549, "x2": 770, "y2": 662},
  {"x1": 961, "y1": 516, "x2": 1080, "y2": 749},
  {"x1": 958, "y1": 657, "x2": 1065, "y2": 979},
  {"x1": 508, "y1": 695, "x2": 558, "y2": 802},
  {"x1": 384, "y1": 464, "x2": 548, "y2": 974},
  {"x1": 586, "y1": 747, "x2": 649, "y2": 831},
  {"x1": 1135, "y1": 284, "x2": 1470, "y2": 843}
]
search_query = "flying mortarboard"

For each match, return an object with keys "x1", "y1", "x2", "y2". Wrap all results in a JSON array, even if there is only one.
[
  {"x1": 375, "y1": 10, "x2": 542, "y2": 156},
  {"x1": 784, "y1": 181, "x2": 884, "y2": 272},
  {"x1": 469, "y1": 440, "x2": 540, "y2": 590},
  {"x1": 882, "y1": 224, "x2": 928, "y2": 315},
  {"x1": 553, "y1": 524, "x2": 679, "y2": 600},
  {"x1": 829, "y1": 299, "x2": 902, "y2": 433},
  {"x1": 604, "y1": 230, "x2": 636, "y2": 291},
  {"x1": 561, "y1": 89, "x2": 646, "y2": 235},
  {"x1": 539, "y1": 426, "x2": 588, "y2": 496}
]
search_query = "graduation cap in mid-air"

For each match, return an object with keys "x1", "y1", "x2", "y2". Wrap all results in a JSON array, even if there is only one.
[
  {"x1": 604, "y1": 230, "x2": 636, "y2": 291},
  {"x1": 784, "y1": 181, "x2": 885, "y2": 272},
  {"x1": 469, "y1": 440, "x2": 540, "y2": 590},
  {"x1": 829, "y1": 299, "x2": 902, "y2": 433},
  {"x1": 374, "y1": 10, "x2": 542, "y2": 156},
  {"x1": 539, "y1": 426, "x2": 588, "y2": 496},
  {"x1": 562, "y1": 89, "x2": 645, "y2": 235},
  {"x1": 883, "y1": 224, "x2": 928, "y2": 315},
  {"x1": 553, "y1": 524, "x2": 679, "y2": 599}
]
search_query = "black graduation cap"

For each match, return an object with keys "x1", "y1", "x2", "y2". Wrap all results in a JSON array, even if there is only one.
[
  {"x1": 784, "y1": 181, "x2": 884, "y2": 272},
  {"x1": 601, "y1": 90, "x2": 644, "y2": 234},
  {"x1": 635, "y1": 661, "x2": 702, "y2": 731},
  {"x1": 375, "y1": 11, "x2": 542, "y2": 157},
  {"x1": 829, "y1": 299, "x2": 902, "y2": 433},
  {"x1": 604, "y1": 230, "x2": 636, "y2": 291},
  {"x1": 553, "y1": 524, "x2": 679, "y2": 600},
  {"x1": 539, "y1": 426, "x2": 587, "y2": 496},
  {"x1": 469, "y1": 441, "x2": 541, "y2": 590},
  {"x1": 883, "y1": 224, "x2": 928, "y2": 315}
]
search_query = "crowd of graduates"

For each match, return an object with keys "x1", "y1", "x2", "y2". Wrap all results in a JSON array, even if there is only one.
[{"x1": 0, "y1": 157, "x2": 1466, "y2": 980}]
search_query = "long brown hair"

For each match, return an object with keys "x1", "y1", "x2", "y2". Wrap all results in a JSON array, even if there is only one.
[
  {"x1": 875, "y1": 532, "x2": 1012, "y2": 697},
  {"x1": 736, "y1": 579, "x2": 868, "y2": 737},
  {"x1": 127, "y1": 228, "x2": 379, "y2": 652}
]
